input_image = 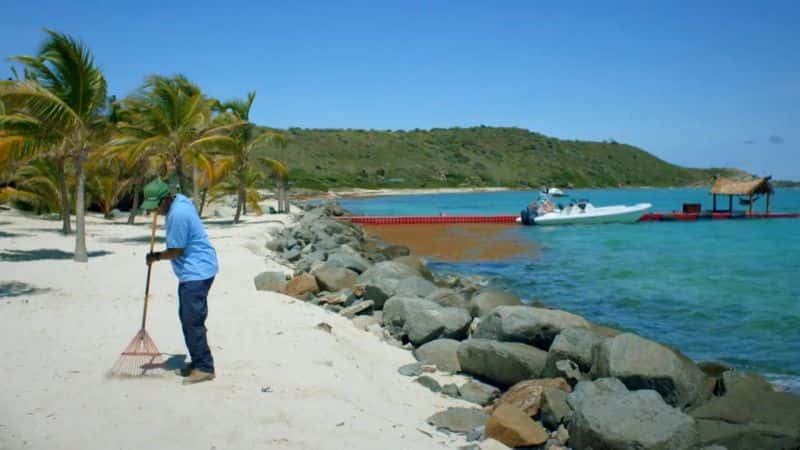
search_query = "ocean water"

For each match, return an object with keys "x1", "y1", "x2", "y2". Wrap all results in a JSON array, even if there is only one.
[{"x1": 340, "y1": 188, "x2": 800, "y2": 392}]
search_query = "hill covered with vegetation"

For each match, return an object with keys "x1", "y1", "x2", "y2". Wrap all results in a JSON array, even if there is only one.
[{"x1": 259, "y1": 126, "x2": 738, "y2": 190}]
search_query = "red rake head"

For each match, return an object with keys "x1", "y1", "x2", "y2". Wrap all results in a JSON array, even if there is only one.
[{"x1": 110, "y1": 329, "x2": 164, "y2": 377}]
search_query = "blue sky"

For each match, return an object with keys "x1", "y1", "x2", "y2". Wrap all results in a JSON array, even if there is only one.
[{"x1": 2, "y1": 0, "x2": 798, "y2": 178}]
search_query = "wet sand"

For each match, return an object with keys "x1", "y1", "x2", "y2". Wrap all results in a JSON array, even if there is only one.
[{"x1": 363, "y1": 223, "x2": 537, "y2": 262}]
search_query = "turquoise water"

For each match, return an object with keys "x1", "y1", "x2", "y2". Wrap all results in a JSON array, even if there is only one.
[{"x1": 340, "y1": 188, "x2": 800, "y2": 391}]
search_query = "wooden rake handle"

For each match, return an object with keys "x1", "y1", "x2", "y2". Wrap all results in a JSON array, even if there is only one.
[{"x1": 140, "y1": 213, "x2": 158, "y2": 331}]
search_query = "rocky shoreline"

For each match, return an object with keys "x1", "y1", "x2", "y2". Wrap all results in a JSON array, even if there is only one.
[{"x1": 255, "y1": 201, "x2": 800, "y2": 450}]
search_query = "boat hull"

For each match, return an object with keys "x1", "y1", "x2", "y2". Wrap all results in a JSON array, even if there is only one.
[{"x1": 532, "y1": 203, "x2": 652, "y2": 226}]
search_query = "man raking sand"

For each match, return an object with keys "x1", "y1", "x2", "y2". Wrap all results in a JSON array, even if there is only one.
[{"x1": 141, "y1": 178, "x2": 219, "y2": 385}]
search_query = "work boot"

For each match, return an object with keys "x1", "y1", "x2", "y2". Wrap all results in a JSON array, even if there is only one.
[
  {"x1": 176, "y1": 362, "x2": 194, "y2": 377},
  {"x1": 182, "y1": 369, "x2": 215, "y2": 385}
]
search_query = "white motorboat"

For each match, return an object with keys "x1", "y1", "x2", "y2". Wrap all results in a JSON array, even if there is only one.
[
  {"x1": 546, "y1": 187, "x2": 566, "y2": 197},
  {"x1": 518, "y1": 198, "x2": 652, "y2": 225}
]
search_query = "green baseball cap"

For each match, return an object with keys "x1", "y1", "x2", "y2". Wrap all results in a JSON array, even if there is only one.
[{"x1": 140, "y1": 178, "x2": 170, "y2": 211}]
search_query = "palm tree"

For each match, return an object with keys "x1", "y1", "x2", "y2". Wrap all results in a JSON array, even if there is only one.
[
  {"x1": 0, "y1": 30, "x2": 108, "y2": 261},
  {"x1": 216, "y1": 92, "x2": 287, "y2": 222},
  {"x1": 105, "y1": 96, "x2": 168, "y2": 224},
  {"x1": 123, "y1": 75, "x2": 233, "y2": 203},
  {"x1": 0, "y1": 158, "x2": 68, "y2": 214}
]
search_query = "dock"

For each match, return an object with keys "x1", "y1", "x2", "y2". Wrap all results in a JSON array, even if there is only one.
[{"x1": 640, "y1": 212, "x2": 800, "y2": 222}]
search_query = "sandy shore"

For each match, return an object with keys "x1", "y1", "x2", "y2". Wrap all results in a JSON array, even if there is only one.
[
  {"x1": 0, "y1": 206, "x2": 472, "y2": 450},
  {"x1": 306, "y1": 187, "x2": 513, "y2": 200}
]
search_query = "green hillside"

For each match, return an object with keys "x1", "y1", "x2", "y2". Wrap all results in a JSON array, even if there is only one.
[{"x1": 257, "y1": 126, "x2": 738, "y2": 190}]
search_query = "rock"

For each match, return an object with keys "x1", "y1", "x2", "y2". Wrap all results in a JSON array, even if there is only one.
[
  {"x1": 540, "y1": 387, "x2": 571, "y2": 429},
  {"x1": 490, "y1": 378, "x2": 572, "y2": 417},
  {"x1": 351, "y1": 314, "x2": 380, "y2": 331},
  {"x1": 415, "y1": 375, "x2": 442, "y2": 393},
  {"x1": 459, "y1": 380, "x2": 501, "y2": 406},
  {"x1": 357, "y1": 261, "x2": 420, "y2": 308},
  {"x1": 544, "y1": 327, "x2": 607, "y2": 374},
  {"x1": 457, "y1": 339, "x2": 548, "y2": 388},
  {"x1": 442, "y1": 383, "x2": 460, "y2": 398},
  {"x1": 338, "y1": 300, "x2": 374, "y2": 318},
  {"x1": 568, "y1": 378, "x2": 698, "y2": 450},
  {"x1": 398, "y1": 363, "x2": 424, "y2": 377},
  {"x1": 382, "y1": 297, "x2": 439, "y2": 328},
  {"x1": 283, "y1": 248, "x2": 302, "y2": 262},
  {"x1": 312, "y1": 264, "x2": 358, "y2": 292},
  {"x1": 325, "y1": 251, "x2": 371, "y2": 274},
  {"x1": 552, "y1": 359, "x2": 587, "y2": 385},
  {"x1": 689, "y1": 370, "x2": 800, "y2": 450},
  {"x1": 394, "y1": 276, "x2": 438, "y2": 298},
  {"x1": 427, "y1": 288, "x2": 469, "y2": 309},
  {"x1": 283, "y1": 273, "x2": 319, "y2": 298},
  {"x1": 555, "y1": 424, "x2": 569, "y2": 445},
  {"x1": 468, "y1": 289, "x2": 522, "y2": 317},
  {"x1": 485, "y1": 404, "x2": 549, "y2": 448},
  {"x1": 478, "y1": 439, "x2": 511, "y2": 450},
  {"x1": 253, "y1": 271, "x2": 287, "y2": 292},
  {"x1": 427, "y1": 407, "x2": 490, "y2": 434},
  {"x1": 474, "y1": 306, "x2": 590, "y2": 350},
  {"x1": 466, "y1": 425, "x2": 485, "y2": 442},
  {"x1": 413, "y1": 339, "x2": 462, "y2": 373},
  {"x1": 392, "y1": 255, "x2": 435, "y2": 281},
  {"x1": 323, "y1": 201, "x2": 345, "y2": 216},
  {"x1": 594, "y1": 333, "x2": 707, "y2": 408},
  {"x1": 404, "y1": 306, "x2": 472, "y2": 346},
  {"x1": 383, "y1": 244, "x2": 411, "y2": 259}
]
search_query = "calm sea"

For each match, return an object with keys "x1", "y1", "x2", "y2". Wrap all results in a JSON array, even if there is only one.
[{"x1": 340, "y1": 188, "x2": 800, "y2": 392}]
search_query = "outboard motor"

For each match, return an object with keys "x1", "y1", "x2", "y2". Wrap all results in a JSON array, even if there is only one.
[{"x1": 520, "y1": 205, "x2": 537, "y2": 225}]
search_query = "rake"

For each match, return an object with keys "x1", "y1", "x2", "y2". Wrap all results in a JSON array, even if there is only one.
[{"x1": 111, "y1": 213, "x2": 164, "y2": 376}]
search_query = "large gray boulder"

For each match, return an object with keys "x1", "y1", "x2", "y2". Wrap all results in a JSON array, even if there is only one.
[
  {"x1": 357, "y1": 261, "x2": 420, "y2": 308},
  {"x1": 457, "y1": 339, "x2": 548, "y2": 388},
  {"x1": 544, "y1": 327, "x2": 607, "y2": 375},
  {"x1": 312, "y1": 264, "x2": 358, "y2": 292},
  {"x1": 392, "y1": 255, "x2": 435, "y2": 281},
  {"x1": 469, "y1": 290, "x2": 522, "y2": 317},
  {"x1": 253, "y1": 271, "x2": 287, "y2": 292},
  {"x1": 474, "y1": 306, "x2": 590, "y2": 350},
  {"x1": 567, "y1": 378, "x2": 698, "y2": 450},
  {"x1": 413, "y1": 339, "x2": 462, "y2": 373},
  {"x1": 427, "y1": 288, "x2": 469, "y2": 309},
  {"x1": 382, "y1": 296, "x2": 439, "y2": 328},
  {"x1": 405, "y1": 306, "x2": 472, "y2": 345},
  {"x1": 594, "y1": 333, "x2": 708, "y2": 409},
  {"x1": 689, "y1": 371, "x2": 800, "y2": 450},
  {"x1": 394, "y1": 276, "x2": 438, "y2": 298},
  {"x1": 325, "y1": 251, "x2": 371, "y2": 274}
]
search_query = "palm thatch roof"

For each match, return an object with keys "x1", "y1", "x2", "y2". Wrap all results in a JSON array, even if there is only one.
[{"x1": 711, "y1": 177, "x2": 774, "y2": 195}]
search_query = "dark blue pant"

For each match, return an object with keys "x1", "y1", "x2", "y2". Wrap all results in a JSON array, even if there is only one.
[{"x1": 178, "y1": 277, "x2": 215, "y2": 373}]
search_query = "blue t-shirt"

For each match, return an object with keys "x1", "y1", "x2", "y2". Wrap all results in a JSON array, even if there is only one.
[{"x1": 165, "y1": 194, "x2": 219, "y2": 282}]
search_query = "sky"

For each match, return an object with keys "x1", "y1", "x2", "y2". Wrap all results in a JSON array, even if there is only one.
[{"x1": 1, "y1": 0, "x2": 798, "y2": 179}]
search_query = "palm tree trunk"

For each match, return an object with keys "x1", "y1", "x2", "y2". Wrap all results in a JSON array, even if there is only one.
[
  {"x1": 56, "y1": 160, "x2": 72, "y2": 234},
  {"x1": 127, "y1": 177, "x2": 140, "y2": 224},
  {"x1": 192, "y1": 164, "x2": 200, "y2": 208},
  {"x1": 233, "y1": 169, "x2": 245, "y2": 223},
  {"x1": 74, "y1": 151, "x2": 88, "y2": 262},
  {"x1": 198, "y1": 188, "x2": 208, "y2": 217},
  {"x1": 174, "y1": 152, "x2": 189, "y2": 196}
]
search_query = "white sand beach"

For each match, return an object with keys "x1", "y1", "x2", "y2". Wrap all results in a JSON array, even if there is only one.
[
  {"x1": 0, "y1": 206, "x2": 471, "y2": 450},
  {"x1": 323, "y1": 187, "x2": 513, "y2": 199}
]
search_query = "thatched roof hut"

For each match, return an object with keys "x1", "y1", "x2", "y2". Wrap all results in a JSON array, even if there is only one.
[
  {"x1": 710, "y1": 176, "x2": 774, "y2": 213},
  {"x1": 710, "y1": 177, "x2": 774, "y2": 196}
]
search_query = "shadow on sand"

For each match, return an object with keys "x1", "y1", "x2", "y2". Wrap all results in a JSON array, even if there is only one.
[
  {"x1": 105, "y1": 235, "x2": 166, "y2": 245},
  {"x1": 0, "y1": 281, "x2": 50, "y2": 298},
  {"x1": 0, "y1": 248, "x2": 113, "y2": 262}
]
